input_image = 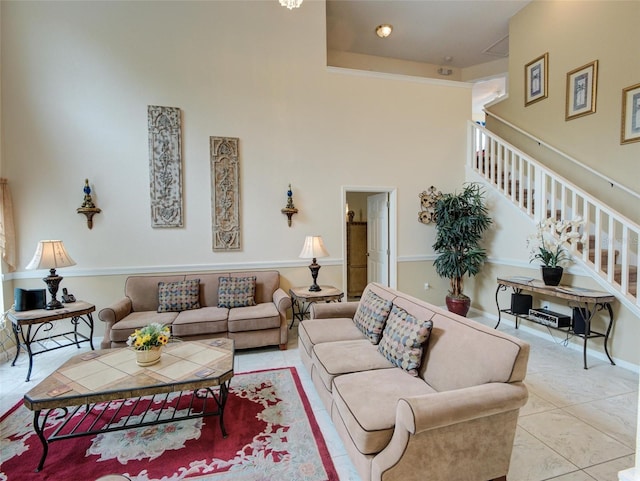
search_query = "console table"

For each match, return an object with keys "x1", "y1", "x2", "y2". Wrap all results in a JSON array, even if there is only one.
[
  {"x1": 495, "y1": 277, "x2": 615, "y2": 369},
  {"x1": 8, "y1": 301, "x2": 95, "y2": 382}
]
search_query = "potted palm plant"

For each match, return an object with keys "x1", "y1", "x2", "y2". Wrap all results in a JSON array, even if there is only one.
[{"x1": 432, "y1": 183, "x2": 492, "y2": 316}]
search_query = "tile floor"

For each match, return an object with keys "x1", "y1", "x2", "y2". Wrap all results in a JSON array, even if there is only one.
[{"x1": 0, "y1": 314, "x2": 637, "y2": 481}]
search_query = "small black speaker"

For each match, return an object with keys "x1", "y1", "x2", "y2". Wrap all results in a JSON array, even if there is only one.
[
  {"x1": 572, "y1": 307, "x2": 590, "y2": 335},
  {"x1": 14, "y1": 288, "x2": 46, "y2": 312},
  {"x1": 511, "y1": 293, "x2": 533, "y2": 314}
]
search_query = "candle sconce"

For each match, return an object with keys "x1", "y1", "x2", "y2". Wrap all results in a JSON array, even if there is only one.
[
  {"x1": 281, "y1": 184, "x2": 298, "y2": 227},
  {"x1": 77, "y1": 179, "x2": 101, "y2": 229}
]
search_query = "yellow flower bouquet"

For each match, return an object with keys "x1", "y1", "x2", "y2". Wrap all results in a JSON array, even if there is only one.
[{"x1": 126, "y1": 322, "x2": 171, "y2": 350}]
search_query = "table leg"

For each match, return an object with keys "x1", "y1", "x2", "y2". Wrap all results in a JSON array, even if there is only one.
[
  {"x1": 33, "y1": 409, "x2": 50, "y2": 472},
  {"x1": 87, "y1": 313, "x2": 95, "y2": 350},
  {"x1": 24, "y1": 324, "x2": 35, "y2": 382},
  {"x1": 218, "y1": 381, "x2": 229, "y2": 438},
  {"x1": 601, "y1": 303, "x2": 615, "y2": 366},
  {"x1": 10, "y1": 322, "x2": 21, "y2": 366},
  {"x1": 494, "y1": 284, "x2": 507, "y2": 329},
  {"x1": 289, "y1": 298, "x2": 299, "y2": 329}
]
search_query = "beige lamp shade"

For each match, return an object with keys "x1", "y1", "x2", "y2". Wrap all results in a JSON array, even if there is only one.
[
  {"x1": 26, "y1": 240, "x2": 76, "y2": 271},
  {"x1": 299, "y1": 236, "x2": 329, "y2": 260},
  {"x1": 299, "y1": 236, "x2": 329, "y2": 292}
]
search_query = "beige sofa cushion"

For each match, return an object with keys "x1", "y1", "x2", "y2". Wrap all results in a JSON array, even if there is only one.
[
  {"x1": 298, "y1": 318, "x2": 365, "y2": 358},
  {"x1": 227, "y1": 303, "x2": 280, "y2": 332},
  {"x1": 172, "y1": 306, "x2": 229, "y2": 337},
  {"x1": 332, "y1": 369, "x2": 436, "y2": 454},
  {"x1": 421, "y1": 312, "x2": 529, "y2": 390},
  {"x1": 312, "y1": 340, "x2": 395, "y2": 392},
  {"x1": 110, "y1": 311, "x2": 179, "y2": 343},
  {"x1": 185, "y1": 273, "x2": 227, "y2": 307},
  {"x1": 125, "y1": 275, "x2": 185, "y2": 312}
]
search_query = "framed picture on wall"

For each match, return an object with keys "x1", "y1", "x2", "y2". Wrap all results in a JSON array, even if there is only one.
[
  {"x1": 621, "y1": 82, "x2": 640, "y2": 144},
  {"x1": 565, "y1": 60, "x2": 598, "y2": 120},
  {"x1": 524, "y1": 53, "x2": 548, "y2": 106}
]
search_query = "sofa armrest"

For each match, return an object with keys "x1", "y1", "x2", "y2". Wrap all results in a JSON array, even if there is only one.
[
  {"x1": 397, "y1": 382, "x2": 528, "y2": 434},
  {"x1": 98, "y1": 297, "x2": 133, "y2": 349},
  {"x1": 371, "y1": 383, "x2": 528, "y2": 481},
  {"x1": 371, "y1": 382, "x2": 528, "y2": 481},
  {"x1": 273, "y1": 288, "x2": 292, "y2": 315},
  {"x1": 310, "y1": 301, "x2": 358, "y2": 319}
]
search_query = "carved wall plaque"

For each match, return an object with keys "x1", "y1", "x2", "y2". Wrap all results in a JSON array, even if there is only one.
[
  {"x1": 418, "y1": 186, "x2": 442, "y2": 224},
  {"x1": 211, "y1": 137, "x2": 241, "y2": 250},
  {"x1": 148, "y1": 105, "x2": 183, "y2": 227}
]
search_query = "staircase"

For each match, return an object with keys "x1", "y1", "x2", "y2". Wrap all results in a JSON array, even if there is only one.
[{"x1": 467, "y1": 121, "x2": 639, "y2": 308}]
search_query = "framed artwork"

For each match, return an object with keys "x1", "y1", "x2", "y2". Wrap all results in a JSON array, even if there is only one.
[
  {"x1": 211, "y1": 136, "x2": 241, "y2": 251},
  {"x1": 621, "y1": 82, "x2": 640, "y2": 144},
  {"x1": 565, "y1": 60, "x2": 598, "y2": 120},
  {"x1": 524, "y1": 53, "x2": 548, "y2": 106},
  {"x1": 148, "y1": 105, "x2": 183, "y2": 227}
]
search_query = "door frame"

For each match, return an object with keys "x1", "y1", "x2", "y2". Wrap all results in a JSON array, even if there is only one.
[{"x1": 341, "y1": 186, "x2": 397, "y2": 294}]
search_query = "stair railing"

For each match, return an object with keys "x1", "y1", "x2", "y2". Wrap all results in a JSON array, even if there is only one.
[{"x1": 468, "y1": 121, "x2": 639, "y2": 307}]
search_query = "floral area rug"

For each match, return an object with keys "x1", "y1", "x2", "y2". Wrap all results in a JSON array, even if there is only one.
[{"x1": 0, "y1": 367, "x2": 339, "y2": 481}]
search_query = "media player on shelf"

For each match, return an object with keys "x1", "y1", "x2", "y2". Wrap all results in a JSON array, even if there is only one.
[{"x1": 528, "y1": 308, "x2": 571, "y2": 328}]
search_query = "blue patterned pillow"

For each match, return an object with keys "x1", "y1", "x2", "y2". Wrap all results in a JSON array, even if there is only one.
[
  {"x1": 157, "y1": 279, "x2": 201, "y2": 312},
  {"x1": 377, "y1": 305, "x2": 433, "y2": 376},
  {"x1": 353, "y1": 290, "x2": 393, "y2": 344},
  {"x1": 218, "y1": 276, "x2": 257, "y2": 308}
]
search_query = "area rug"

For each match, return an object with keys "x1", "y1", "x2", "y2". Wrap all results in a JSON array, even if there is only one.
[{"x1": 0, "y1": 367, "x2": 339, "y2": 481}]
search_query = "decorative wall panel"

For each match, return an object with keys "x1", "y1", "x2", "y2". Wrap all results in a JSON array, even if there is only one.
[
  {"x1": 148, "y1": 105, "x2": 183, "y2": 227},
  {"x1": 210, "y1": 137, "x2": 241, "y2": 250}
]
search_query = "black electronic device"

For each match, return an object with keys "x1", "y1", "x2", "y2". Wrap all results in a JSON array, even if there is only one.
[
  {"x1": 528, "y1": 308, "x2": 571, "y2": 328},
  {"x1": 572, "y1": 307, "x2": 590, "y2": 335},
  {"x1": 510, "y1": 293, "x2": 533, "y2": 314},
  {"x1": 62, "y1": 288, "x2": 76, "y2": 303},
  {"x1": 14, "y1": 288, "x2": 47, "y2": 312}
]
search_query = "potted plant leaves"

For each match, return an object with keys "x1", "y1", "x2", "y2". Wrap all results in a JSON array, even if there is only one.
[{"x1": 432, "y1": 183, "x2": 492, "y2": 316}]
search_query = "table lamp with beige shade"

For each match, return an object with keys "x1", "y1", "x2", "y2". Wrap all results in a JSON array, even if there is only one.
[
  {"x1": 25, "y1": 240, "x2": 76, "y2": 310},
  {"x1": 299, "y1": 235, "x2": 329, "y2": 292}
]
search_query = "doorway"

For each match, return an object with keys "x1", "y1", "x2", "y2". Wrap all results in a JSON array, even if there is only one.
[{"x1": 342, "y1": 187, "x2": 397, "y2": 300}]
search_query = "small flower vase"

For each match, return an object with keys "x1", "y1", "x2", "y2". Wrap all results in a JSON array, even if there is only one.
[
  {"x1": 135, "y1": 346, "x2": 162, "y2": 367},
  {"x1": 541, "y1": 266, "x2": 563, "y2": 286}
]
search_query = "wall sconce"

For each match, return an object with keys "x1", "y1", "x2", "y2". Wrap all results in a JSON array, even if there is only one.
[
  {"x1": 281, "y1": 184, "x2": 298, "y2": 227},
  {"x1": 77, "y1": 179, "x2": 101, "y2": 229}
]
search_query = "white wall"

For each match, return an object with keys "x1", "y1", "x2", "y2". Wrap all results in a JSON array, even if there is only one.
[{"x1": 1, "y1": 1, "x2": 470, "y2": 316}]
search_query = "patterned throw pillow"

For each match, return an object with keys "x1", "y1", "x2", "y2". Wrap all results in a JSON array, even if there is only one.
[
  {"x1": 218, "y1": 276, "x2": 257, "y2": 308},
  {"x1": 377, "y1": 305, "x2": 433, "y2": 377},
  {"x1": 157, "y1": 279, "x2": 201, "y2": 313},
  {"x1": 353, "y1": 290, "x2": 393, "y2": 344}
]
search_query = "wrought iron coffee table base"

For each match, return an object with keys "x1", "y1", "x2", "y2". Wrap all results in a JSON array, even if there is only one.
[{"x1": 32, "y1": 383, "x2": 229, "y2": 472}]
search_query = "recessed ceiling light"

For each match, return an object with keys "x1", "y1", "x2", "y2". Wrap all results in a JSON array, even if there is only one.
[{"x1": 375, "y1": 24, "x2": 393, "y2": 38}]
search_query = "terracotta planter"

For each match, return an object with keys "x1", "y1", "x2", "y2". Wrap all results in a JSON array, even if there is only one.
[
  {"x1": 445, "y1": 294, "x2": 471, "y2": 317},
  {"x1": 541, "y1": 266, "x2": 563, "y2": 286},
  {"x1": 135, "y1": 346, "x2": 162, "y2": 367}
]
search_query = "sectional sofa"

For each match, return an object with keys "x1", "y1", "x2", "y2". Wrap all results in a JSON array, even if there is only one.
[
  {"x1": 98, "y1": 270, "x2": 291, "y2": 350},
  {"x1": 299, "y1": 283, "x2": 530, "y2": 481}
]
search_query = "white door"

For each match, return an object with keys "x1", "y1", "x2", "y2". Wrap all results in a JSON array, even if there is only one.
[{"x1": 367, "y1": 192, "x2": 389, "y2": 286}]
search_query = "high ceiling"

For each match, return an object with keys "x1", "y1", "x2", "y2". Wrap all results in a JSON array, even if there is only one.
[{"x1": 326, "y1": 0, "x2": 530, "y2": 70}]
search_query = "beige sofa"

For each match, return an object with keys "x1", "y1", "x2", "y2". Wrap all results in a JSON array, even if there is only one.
[
  {"x1": 99, "y1": 270, "x2": 291, "y2": 350},
  {"x1": 299, "y1": 283, "x2": 529, "y2": 481}
]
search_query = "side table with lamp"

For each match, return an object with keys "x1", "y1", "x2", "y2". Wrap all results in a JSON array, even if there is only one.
[
  {"x1": 9, "y1": 240, "x2": 95, "y2": 381},
  {"x1": 290, "y1": 236, "x2": 344, "y2": 327}
]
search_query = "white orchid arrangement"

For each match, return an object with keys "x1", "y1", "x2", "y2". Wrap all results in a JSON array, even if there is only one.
[{"x1": 528, "y1": 217, "x2": 586, "y2": 268}]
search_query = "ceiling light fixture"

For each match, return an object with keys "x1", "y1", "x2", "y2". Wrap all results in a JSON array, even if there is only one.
[
  {"x1": 375, "y1": 24, "x2": 393, "y2": 38},
  {"x1": 279, "y1": 0, "x2": 303, "y2": 9}
]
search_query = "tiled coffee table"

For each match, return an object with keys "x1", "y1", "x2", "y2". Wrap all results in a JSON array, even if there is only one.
[{"x1": 23, "y1": 339, "x2": 234, "y2": 471}]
